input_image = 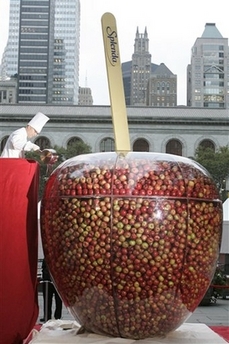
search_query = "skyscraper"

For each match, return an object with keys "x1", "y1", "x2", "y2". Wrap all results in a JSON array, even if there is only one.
[
  {"x1": 17, "y1": 0, "x2": 55, "y2": 103},
  {"x1": 131, "y1": 27, "x2": 151, "y2": 106},
  {"x1": 1, "y1": 0, "x2": 80, "y2": 105},
  {"x1": 122, "y1": 28, "x2": 177, "y2": 107},
  {"x1": 54, "y1": 0, "x2": 80, "y2": 104},
  {"x1": 0, "y1": 0, "x2": 20, "y2": 79},
  {"x1": 187, "y1": 23, "x2": 229, "y2": 109}
]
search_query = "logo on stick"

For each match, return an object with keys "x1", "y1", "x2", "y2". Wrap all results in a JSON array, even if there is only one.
[{"x1": 105, "y1": 26, "x2": 119, "y2": 66}]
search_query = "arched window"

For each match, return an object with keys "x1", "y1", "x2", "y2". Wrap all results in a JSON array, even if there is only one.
[
  {"x1": 1, "y1": 136, "x2": 9, "y2": 153},
  {"x1": 34, "y1": 136, "x2": 51, "y2": 150},
  {"x1": 67, "y1": 137, "x2": 83, "y2": 148},
  {"x1": 133, "y1": 138, "x2": 149, "y2": 152},
  {"x1": 100, "y1": 138, "x2": 115, "y2": 152},
  {"x1": 166, "y1": 139, "x2": 182, "y2": 156},
  {"x1": 199, "y1": 139, "x2": 215, "y2": 152}
]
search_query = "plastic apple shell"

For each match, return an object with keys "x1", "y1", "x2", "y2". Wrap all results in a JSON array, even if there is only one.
[{"x1": 41, "y1": 152, "x2": 222, "y2": 339}]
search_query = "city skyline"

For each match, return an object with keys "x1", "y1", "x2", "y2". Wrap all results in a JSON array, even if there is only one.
[{"x1": 0, "y1": 0, "x2": 228, "y2": 106}]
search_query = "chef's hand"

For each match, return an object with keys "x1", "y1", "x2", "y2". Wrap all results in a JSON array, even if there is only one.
[
  {"x1": 24, "y1": 141, "x2": 40, "y2": 152},
  {"x1": 32, "y1": 144, "x2": 40, "y2": 151}
]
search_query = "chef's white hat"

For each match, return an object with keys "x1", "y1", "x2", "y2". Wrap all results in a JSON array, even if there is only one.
[{"x1": 28, "y1": 112, "x2": 50, "y2": 133}]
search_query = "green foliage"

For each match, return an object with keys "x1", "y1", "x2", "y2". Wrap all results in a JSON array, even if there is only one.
[
  {"x1": 211, "y1": 266, "x2": 227, "y2": 297},
  {"x1": 25, "y1": 141, "x2": 92, "y2": 199},
  {"x1": 212, "y1": 267, "x2": 227, "y2": 286},
  {"x1": 54, "y1": 141, "x2": 92, "y2": 161},
  {"x1": 194, "y1": 145, "x2": 229, "y2": 201}
]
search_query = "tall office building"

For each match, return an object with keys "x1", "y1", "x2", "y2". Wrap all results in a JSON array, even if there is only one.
[
  {"x1": 131, "y1": 27, "x2": 151, "y2": 106},
  {"x1": 187, "y1": 23, "x2": 229, "y2": 109},
  {"x1": 17, "y1": 0, "x2": 55, "y2": 103},
  {"x1": 1, "y1": 0, "x2": 80, "y2": 105},
  {"x1": 0, "y1": 0, "x2": 20, "y2": 80},
  {"x1": 52, "y1": 38, "x2": 68, "y2": 104},
  {"x1": 54, "y1": 0, "x2": 80, "y2": 104},
  {"x1": 122, "y1": 28, "x2": 177, "y2": 107}
]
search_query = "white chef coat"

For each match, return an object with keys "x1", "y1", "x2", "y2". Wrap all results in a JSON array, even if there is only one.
[{"x1": 1, "y1": 127, "x2": 39, "y2": 158}]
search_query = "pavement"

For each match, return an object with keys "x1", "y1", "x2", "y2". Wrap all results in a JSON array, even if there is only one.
[{"x1": 36, "y1": 292, "x2": 229, "y2": 327}]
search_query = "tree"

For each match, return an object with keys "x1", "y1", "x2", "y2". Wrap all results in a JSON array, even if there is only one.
[
  {"x1": 26, "y1": 141, "x2": 92, "y2": 199},
  {"x1": 54, "y1": 141, "x2": 91, "y2": 161},
  {"x1": 194, "y1": 145, "x2": 229, "y2": 201}
]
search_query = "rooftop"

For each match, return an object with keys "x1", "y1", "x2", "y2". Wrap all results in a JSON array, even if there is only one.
[{"x1": 201, "y1": 23, "x2": 223, "y2": 39}]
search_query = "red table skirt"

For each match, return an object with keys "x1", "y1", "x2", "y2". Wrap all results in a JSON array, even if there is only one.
[{"x1": 0, "y1": 158, "x2": 40, "y2": 344}]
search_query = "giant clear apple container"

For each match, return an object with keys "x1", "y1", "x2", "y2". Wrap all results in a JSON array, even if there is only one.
[{"x1": 41, "y1": 152, "x2": 222, "y2": 339}]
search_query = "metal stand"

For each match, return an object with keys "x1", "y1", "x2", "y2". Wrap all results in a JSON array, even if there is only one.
[{"x1": 39, "y1": 280, "x2": 53, "y2": 322}]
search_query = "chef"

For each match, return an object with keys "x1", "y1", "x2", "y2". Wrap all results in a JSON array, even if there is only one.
[{"x1": 1, "y1": 112, "x2": 50, "y2": 158}]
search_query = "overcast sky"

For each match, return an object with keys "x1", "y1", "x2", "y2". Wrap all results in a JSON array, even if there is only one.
[{"x1": 0, "y1": 0, "x2": 228, "y2": 105}]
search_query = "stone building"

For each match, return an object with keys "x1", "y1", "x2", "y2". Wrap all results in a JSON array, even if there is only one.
[
  {"x1": 0, "y1": 105, "x2": 228, "y2": 157},
  {"x1": 122, "y1": 28, "x2": 177, "y2": 107},
  {"x1": 187, "y1": 23, "x2": 229, "y2": 109},
  {"x1": 0, "y1": 78, "x2": 17, "y2": 104},
  {"x1": 78, "y1": 87, "x2": 93, "y2": 106}
]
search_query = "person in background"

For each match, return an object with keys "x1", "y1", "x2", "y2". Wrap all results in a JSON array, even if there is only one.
[
  {"x1": 1, "y1": 112, "x2": 49, "y2": 158},
  {"x1": 40, "y1": 259, "x2": 62, "y2": 322}
]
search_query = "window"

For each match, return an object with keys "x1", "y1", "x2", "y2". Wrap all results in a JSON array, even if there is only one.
[
  {"x1": 1, "y1": 136, "x2": 9, "y2": 153},
  {"x1": 100, "y1": 138, "x2": 115, "y2": 152},
  {"x1": 34, "y1": 136, "x2": 50, "y2": 150},
  {"x1": 133, "y1": 138, "x2": 149, "y2": 152},
  {"x1": 199, "y1": 139, "x2": 215, "y2": 151},
  {"x1": 166, "y1": 139, "x2": 182, "y2": 156},
  {"x1": 67, "y1": 137, "x2": 83, "y2": 147}
]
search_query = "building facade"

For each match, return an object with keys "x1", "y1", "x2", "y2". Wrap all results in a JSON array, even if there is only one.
[
  {"x1": 147, "y1": 63, "x2": 177, "y2": 107},
  {"x1": 78, "y1": 87, "x2": 93, "y2": 105},
  {"x1": 187, "y1": 23, "x2": 229, "y2": 109},
  {"x1": 52, "y1": 38, "x2": 68, "y2": 104},
  {"x1": 17, "y1": 0, "x2": 55, "y2": 104},
  {"x1": 131, "y1": 27, "x2": 152, "y2": 106},
  {"x1": 1, "y1": 0, "x2": 80, "y2": 105},
  {"x1": 0, "y1": 105, "x2": 228, "y2": 158},
  {"x1": 0, "y1": 0, "x2": 20, "y2": 80},
  {"x1": 122, "y1": 28, "x2": 177, "y2": 107},
  {"x1": 0, "y1": 77, "x2": 17, "y2": 104},
  {"x1": 54, "y1": 0, "x2": 80, "y2": 104}
]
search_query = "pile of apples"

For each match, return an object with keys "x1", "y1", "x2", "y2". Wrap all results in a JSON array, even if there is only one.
[{"x1": 41, "y1": 152, "x2": 222, "y2": 339}]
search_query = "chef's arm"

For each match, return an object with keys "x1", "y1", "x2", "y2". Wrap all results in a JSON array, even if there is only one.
[
  {"x1": 10, "y1": 132, "x2": 40, "y2": 152},
  {"x1": 24, "y1": 141, "x2": 40, "y2": 151}
]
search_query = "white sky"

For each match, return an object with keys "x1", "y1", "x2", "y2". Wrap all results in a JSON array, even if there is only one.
[{"x1": 0, "y1": 0, "x2": 228, "y2": 106}]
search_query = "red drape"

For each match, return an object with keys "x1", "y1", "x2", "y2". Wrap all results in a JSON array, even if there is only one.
[{"x1": 0, "y1": 159, "x2": 39, "y2": 344}]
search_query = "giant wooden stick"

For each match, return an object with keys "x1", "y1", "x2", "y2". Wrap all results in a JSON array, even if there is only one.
[{"x1": 101, "y1": 12, "x2": 131, "y2": 152}]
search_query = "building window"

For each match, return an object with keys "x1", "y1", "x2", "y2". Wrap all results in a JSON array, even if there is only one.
[
  {"x1": 133, "y1": 138, "x2": 149, "y2": 152},
  {"x1": 1, "y1": 136, "x2": 9, "y2": 153},
  {"x1": 166, "y1": 139, "x2": 182, "y2": 156},
  {"x1": 199, "y1": 139, "x2": 215, "y2": 151},
  {"x1": 100, "y1": 138, "x2": 115, "y2": 152},
  {"x1": 166, "y1": 82, "x2": 170, "y2": 93},
  {"x1": 161, "y1": 82, "x2": 165, "y2": 93},
  {"x1": 34, "y1": 136, "x2": 50, "y2": 150},
  {"x1": 67, "y1": 137, "x2": 83, "y2": 147}
]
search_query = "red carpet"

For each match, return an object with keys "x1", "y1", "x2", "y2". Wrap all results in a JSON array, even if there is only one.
[{"x1": 210, "y1": 326, "x2": 229, "y2": 342}]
